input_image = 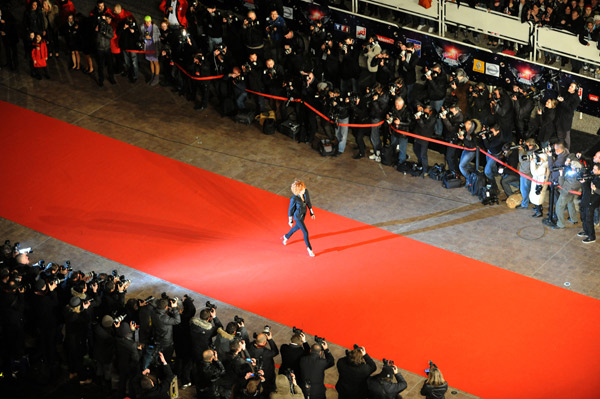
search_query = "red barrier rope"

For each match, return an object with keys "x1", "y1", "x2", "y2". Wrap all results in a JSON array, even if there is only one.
[
  {"x1": 389, "y1": 125, "x2": 477, "y2": 151},
  {"x1": 173, "y1": 62, "x2": 224, "y2": 81},
  {"x1": 125, "y1": 50, "x2": 155, "y2": 54}
]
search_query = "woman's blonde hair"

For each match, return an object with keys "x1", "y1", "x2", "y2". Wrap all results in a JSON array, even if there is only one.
[
  {"x1": 291, "y1": 180, "x2": 306, "y2": 196},
  {"x1": 426, "y1": 367, "x2": 446, "y2": 386},
  {"x1": 547, "y1": 99, "x2": 558, "y2": 109}
]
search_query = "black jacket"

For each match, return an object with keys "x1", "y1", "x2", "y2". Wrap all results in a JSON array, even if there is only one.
[
  {"x1": 279, "y1": 342, "x2": 310, "y2": 376},
  {"x1": 190, "y1": 316, "x2": 223, "y2": 362},
  {"x1": 555, "y1": 91, "x2": 581, "y2": 132},
  {"x1": 139, "y1": 363, "x2": 174, "y2": 399},
  {"x1": 195, "y1": 359, "x2": 226, "y2": 399},
  {"x1": 399, "y1": 51, "x2": 419, "y2": 85},
  {"x1": 366, "y1": 372, "x2": 407, "y2": 399},
  {"x1": 420, "y1": 381, "x2": 448, "y2": 399},
  {"x1": 426, "y1": 71, "x2": 447, "y2": 101},
  {"x1": 298, "y1": 350, "x2": 335, "y2": 399},
  {"x1": 247, "y1": 339, "x2": 279, "y2": 389},
  {"x1": 335, "y1": 353, "x2": 377, "y2": 399},
  {"x1": 415, "y1": 111, "x2": 437, "y2": 139}
]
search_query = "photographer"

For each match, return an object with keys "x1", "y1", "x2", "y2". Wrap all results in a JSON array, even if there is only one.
[
  {"x1": 271, "y1": 372, "x2": 304, "y2": 399},
  {"x1": 308, "y1": 19, "x2": 327, "y2": 57},
  {"x1": 151, "y1": 296, "x2": 181, "y2": 363},
  {"x1": 424, "y1": 64, "x2": 447, "y2": 136},
  {"x1": 327, "y1": 89, "x2": 351, "y2": 156},
  {"x1": 467, "y1": 82, "x2": 492, "y2": 127},
  {"x1": 30, "y1": 278, "x2": 60, "y2": 368},
  {"x1": 279, "y1": 331, "x2": 310, "y2": 378},
  {"x1": 190, "y1": 51, "x2": 211, "y2": 110},
  {"x1": 387, "y1": 96, "x2": 412, "y2": 166},
  {"x1": 371, "y1": 49, "x2": 393, "y2": 87},
  {"x1": 579, "y1": 163, "x2": 600, "y2": 243},
  {"x1": 282, "y1": 28, "x2": 305, "y2": 58},
  {"x1": 139, "y1": 351, "x2": 175, "y2": 399},
  {"x1": 367, "y1": 83, "x2": 390, "y2": 162},
  {"x1": 94, "y1": 13, "x2": 115, "y2": 87},
  {"x1": 243, "y1": 52, "x2": 266, "y2": 114},
  {"x1": 247, "y1": 331, "x2": 279, "y2": 392},
  {"x1": 118, "y1": 16, "x2": 140, "y2": 83},
  {"x1": 555, "y1": 81, "x2": 581, "y2": 150},
  {"x1": 553, "y1": 156, "x2": 582, "y2": 229},
  {"x1": 195, "y1": 348, "x2": 226, "y2": 399},
  {"x1": 64, "y1": 296, "x2": 93, "y2": 382},
  {"x1": 499, "y1": 143, "x2": 521, "y2": 198},
  {"x1": 335, "y1": 346, "x2": 376, "y2": 399},
  {"x1": 265, "y1": 9, "x2": 286, "y2": 61},
  {"x1": 299, "y1": 341, "x2": 335, "y2": 399},
  {"x1": 221, "y1": 338, "x2": 254, "y2": 394},
  {"x1": 440, "y1": 103, "x2": 465, "y2": 174},
  {"x1": 351, "y1": 91, "x2": 371, "y2": 159},
  {"x1": 458, "y1": 119, "x2": 483, "y2": 179},
  {"x1": 201, "y1": 3, "x2": 226, "y2": 52},
  {"x1": 414, "y1": 105, "x2": 437, "y2": 174},
  {"x1": 362, "y1": 35, "x2": 381, "y2": 87},
  {"x1": 529, "y1": 98, "x2": 557, "y2": 149},
  {"x1": 319, "y1": 35, "x2": 339, "y2": 87},
  {"x1": 490, "y1": 87, "x2": 515, "y2": 143},
  {"x1": 517, "y1": 139, "x2": 538, "y2": 209},
  {"x1": 262, "y1": 58, "x2": 284, "y2": 118},
  {"x1": 481, "y1": 125, "x2": 505, "y2": 192},
  {"x1": 243, "y1": 11, "x2": 264, "y2": 60},
  {"x1": 191, "y1": 305, "x2": 224, "y2": 362},
  {"x1": 298, "y1": 72, "x2": 319, "y2": 143},
  {"x1": 366, "y1": 362, "x2": 407, "y2": 399},
  {"x1": 339, "y1": 35, "x2": 360, "y2": 94},
  {"x1": 116, "y1": 319, "x2": 140, "y2": 398},
  {"x1": 510, "y1": 84, "x2": 535, "y2": 141},
  {"x1": 398, "y1": 42, "x2": 419, "y2": 104},
  {"x1": 173, "y1": 294, "x2": 196, "y2": 389},
  {"x1": 530, "y1": 151, "x2": 550, "y2": 218},
  {"x1": 93, "y1": 315, "x2": 117, "y2": 389},
  {"x1": 420, "y1": 364, "x2": 448, "y2": 399}
]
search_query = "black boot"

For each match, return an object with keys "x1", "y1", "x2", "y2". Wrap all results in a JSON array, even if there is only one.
[{"x1": 532, "y1": 205, "x2": 543, "y2": 218}]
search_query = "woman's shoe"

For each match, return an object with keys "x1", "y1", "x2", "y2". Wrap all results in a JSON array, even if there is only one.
[
  {"x1": 282, "y1": 236, "x2": 287, "y2": 245},
  {"x1": 307, "y1": 248, "x2": 315, "y2": 257}
]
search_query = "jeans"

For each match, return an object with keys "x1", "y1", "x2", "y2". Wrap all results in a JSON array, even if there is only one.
[
  {"x1": 484, "y1": 153, "x2": 498, "y2": 188},
  {"x1": 413, "y1": 139, "x2": 429, "y2": 171},
  {"x1": 459, "y1": 150, "x2": 476, "y2": 178},
  {"x1": 123, "y1": 51, "x2": 138, "y2": 80},
  {"x1": 520, "y1": 176, "x2": 532, "y2": 207},
  {"x1": 430, "y1": 99, "x2": 444, "y2": 136},
  {"x1": 370, "y1": 120, "x2": 382, "y2": 152},
  {"x1": 390, "y1": 134, "x2": 408, "y2": 164},
  {"x1": 285, "y1": 216, "x2": 312, "y2": 250},
  {"x1": 234, "y1": 82, "x2": 248, "y2": 110},
  {"x1": 336, "y1": 117, "x2": 350, "y2": 153}
]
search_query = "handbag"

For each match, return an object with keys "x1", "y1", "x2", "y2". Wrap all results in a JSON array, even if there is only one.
[{"x1": 419, "y1": 0, "x2": 432, "y2": 9}]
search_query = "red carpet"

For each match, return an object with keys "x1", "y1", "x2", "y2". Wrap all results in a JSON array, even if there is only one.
[{"x1": 1, "y1": 101, "x2": 599, "y2": 399}]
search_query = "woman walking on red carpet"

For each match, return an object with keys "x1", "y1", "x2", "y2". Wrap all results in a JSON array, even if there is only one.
[{"x1": 282, "y1": 180, "x2": 316, "y2": 256}]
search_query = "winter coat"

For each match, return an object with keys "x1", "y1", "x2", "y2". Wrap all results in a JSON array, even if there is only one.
[
  {"x1": 151, "y1": 306, "x2": 181, "y2": 348},
  {"x1": 270, "y1": 374, "x2": 304, "y2": 399},
  {"x1": 93, "y1": 323, "x2": 116, "y2": 364},
  {"x1": 421, "y1": 381, "x2": 448, "y2": 399},
  {"x1": 335, "y1": 354, "x2": 377, "y2": 399},
  {"x1": 160, "y1": 0, "x2": 188, "y2": 27},
  {"x1": 32, "y1": 40, "x2": 48, "y2": 67},
  {"x1": 189, "y1": 316, "x2": 223, "y2": 361},
  {"x1": 298, "y1": 351, "x2": 334, "y2": 399},
  {"x1": 279, "y1": 342, "x2": 310, "y2": 377},
  {"x1": 95, "y1": 20, "x2": 113, "y2": 52},
  {"x1": 529, "y1": 155, "x2": 549, "y2": 206},
  {"x1": 363, "y1": 41, "x2": 381, "y2": 73}
]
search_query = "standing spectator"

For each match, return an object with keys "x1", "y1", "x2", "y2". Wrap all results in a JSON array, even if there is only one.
[
  {"x1": 31, "y1": 33, "x2": 50, "y2": 79},
  {"x1": 160, "y1": 0, "x2": 188, "y2": 29},
  {"x1": 24, "y1": 1, "x2": 44, "y2": 36},
  {"x1": 41, "y1": 0, "x2": 59, "y2": 57},
  {"x1": 64, "y1": 13, "x2": 82, "y2": 70},
  {"x1": 142, "y1": 15, "x2": 161, "y2": 86},
  {"x1": 298, "y1": 342, "x2": 335, "y2": 399},
  {"x1": 0, "y1": 7, "x2": 20, "y2": 71},
  {"x1": 335, "y1": 346, "x2": 376, "y2": 399}
]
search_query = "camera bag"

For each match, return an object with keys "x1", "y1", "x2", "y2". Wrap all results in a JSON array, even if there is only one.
[
  {"x1": 381, "y1": 145, "x2": 395, "y2": 166},
  {"x1": 263, "y1": 118, "x2": 276, "y2": 135},
  {"x1": 442, "y1": 170, "x2": 462, "y2": 188},
  {"x1": 234, "y1": 111, "x2": 255, "y2": 125},
  {"x1": 467, "y1": 171, "x2": 485, "y2": 196},
  {"x1": 428, "y1": 163, "x2": 445, "y2": 181},
  {"x1": 278, "y1": 120, "x2": 301, "y2": 140},
  {"x1": 318, "y1": 138, "x2": 337, "y2": 156}
]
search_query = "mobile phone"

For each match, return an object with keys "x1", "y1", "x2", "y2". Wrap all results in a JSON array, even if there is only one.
[{"x1": 425, "y1": 368, "x2": 430, "y2": 375}]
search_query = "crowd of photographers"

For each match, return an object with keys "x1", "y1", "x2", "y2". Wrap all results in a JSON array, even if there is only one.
[
  {"x1": 0, "y1": 240, "x2": 449, "y2": 399},
  {"x1": 4, "y1": 0, "x2": 599, "y2": 239}
]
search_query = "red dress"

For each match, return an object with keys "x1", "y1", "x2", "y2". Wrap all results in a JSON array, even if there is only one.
[{"x1": 32, "y1": 40, "x2": 48, "y2": 68}]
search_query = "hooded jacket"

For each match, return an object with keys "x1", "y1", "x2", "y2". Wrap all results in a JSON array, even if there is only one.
[
  {"x1": 190, "y1": 316, "x2": 223, "y2": 361},
  {"x1": 270, "y1": 374, "x2": 304, "y2": 399}
]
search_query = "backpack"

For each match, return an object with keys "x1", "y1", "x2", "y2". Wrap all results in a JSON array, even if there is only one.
[
  {"x1": 428, "y1": 163, "x2": 445, "y2": 181},
  {"x1": 479, "y1": 184, "x2": 499, "y2": 205},
  {"x1": 380, "y1": 145, "x2": 395, "y2": 166},
  {"x1": 467, "y1": 171, "x2": 485, "y2": 196}
]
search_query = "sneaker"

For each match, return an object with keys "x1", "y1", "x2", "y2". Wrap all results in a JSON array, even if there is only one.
[
  {"x1": 577, "y1": 231, "x2": 587, "y2": 237},
  {"x1": 369, "y1": 153, "x2": 379, "y2": 160},
  {"x1": 582, "y1": 237, "x2": 596, "y2": 244},
  {"x1": 375, "y1": 156, "x2": 381, "y2": 163},
  {"x1": 182, "y1": 383, "x2": 192, "y2": 389},
  {"x1": 282, "y1": 235, "x2": 287, "y2": 246},
  {"x1": 307, "y1": 248, "x2": 315, "y2": 257}
]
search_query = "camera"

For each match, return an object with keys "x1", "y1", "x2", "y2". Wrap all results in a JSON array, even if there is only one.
[
  {"x1": 114, "y1": 314, "x2": 127, "y2": 324},
  {"x1": 314, "y1": 335, "x2": 326, "y2": 345},
  {"x1": 438, "y1": 109, "x2": 449, "y2": 119},
  {"x1": 206, "y1": 300, "x2": 217, "y2": 310},
  {"x1": 292, "y1": 326, "x2": 303, "y2": 334},
  {"x1": 264, "y1": 67, "x2": 276, "y2": 76},
  {"x1": 34, "y1": 259, "x2": 46, "y2": 269},
  {"x1": 262, "y1": 325, "x2": 271, "y2": 334},
  {"x1": 234, "y1": 315, "x2": 244, "y2": 324},
  {"x1": 414, "y1": 111, "x2": 428, "y2": 120},
  {"x1": 383, "y1": 358, "x2": 394, "y2": 366}
]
